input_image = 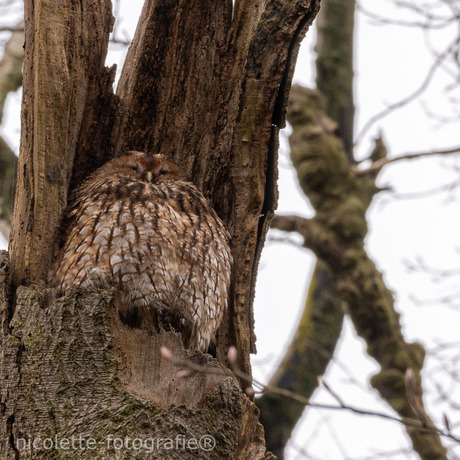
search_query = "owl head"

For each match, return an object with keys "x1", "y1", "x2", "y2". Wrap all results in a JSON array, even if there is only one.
[{"x1": 101, "y1": 152, "x2": 186, "y2": 183}]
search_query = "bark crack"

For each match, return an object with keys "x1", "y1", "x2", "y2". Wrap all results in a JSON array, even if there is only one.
[{"x1": 6, "y1": 415, "x2": 18, "y2": 459}]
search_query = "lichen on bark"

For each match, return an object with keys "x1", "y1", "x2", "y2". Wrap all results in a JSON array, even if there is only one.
[
  {"x1": 271, "y1": 84, "x2": 448, "y2": 459},
  {"x1": 0, "y1": 250, "x2": 272, "y2": 459}
]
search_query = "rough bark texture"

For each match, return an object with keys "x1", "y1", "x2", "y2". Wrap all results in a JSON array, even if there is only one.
[
  {"x1": 273, "y1": 84, "x2": 448, "y2": 459},
  {"x1": 8, "y1": 0, "x2": 114, "y2": 288},
  {"x1": 0, "y1": 251, "x2": 273, "y2": 459},
  {"x1": 5, "y1": 0, "x2": 322, "y2": 457}
]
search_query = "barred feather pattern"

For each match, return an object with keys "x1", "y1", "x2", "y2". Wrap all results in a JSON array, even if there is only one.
[{"x1": 53, "y1": 152, "x2": 232, "y2": 351}]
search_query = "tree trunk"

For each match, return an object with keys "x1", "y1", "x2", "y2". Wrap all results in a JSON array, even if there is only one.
[
  {"x1": 9, "y1": 0, "x2": 115, "y2": 288},
  {"x1": 5, "y1": 0, "x2": 321, "y2": 457},
  {"x1": 0, "y1": 251, "x2": 273, "y2": 459}
]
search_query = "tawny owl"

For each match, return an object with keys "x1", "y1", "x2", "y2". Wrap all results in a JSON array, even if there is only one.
[{"x1": 53, "y1": 152, "x2": 232, "y2": 351}]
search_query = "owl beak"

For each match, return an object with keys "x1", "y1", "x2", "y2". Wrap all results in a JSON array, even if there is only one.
[{"x1": 146, "y1": 172, "x2": 153, "y2": 182}]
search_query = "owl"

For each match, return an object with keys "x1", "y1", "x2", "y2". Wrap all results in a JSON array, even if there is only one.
[{"x1": 53, "y1": 152, "x2": 232, "y2": 351}]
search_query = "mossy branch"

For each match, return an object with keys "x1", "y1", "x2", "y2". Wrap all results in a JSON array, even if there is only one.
[
  {"x1": 274, "y1": 84, "x2": 448, "y2": 460},
  {"x1": 257, "y1": 260, "x2": 343, "y2": 456}
]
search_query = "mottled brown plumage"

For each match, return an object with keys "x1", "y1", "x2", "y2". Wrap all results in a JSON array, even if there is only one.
[{"x1": 53, "y1": 152, "x2": 232, "y2": 351}]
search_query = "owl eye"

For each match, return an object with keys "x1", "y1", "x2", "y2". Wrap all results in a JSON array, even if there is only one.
[
  {"x1": 158, "y1": 167, "x2": 169, "y2": 175},
  {"x1": 128, "y1": 164, "x2": 142, "y2": 173}
]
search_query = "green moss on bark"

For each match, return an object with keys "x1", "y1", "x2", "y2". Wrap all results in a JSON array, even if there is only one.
[{"x1": 275, "y1": 85, "x2": 448, "y2": 459}]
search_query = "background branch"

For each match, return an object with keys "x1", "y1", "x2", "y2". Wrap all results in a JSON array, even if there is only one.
[
  {"x1": 355, "y1": 37, "x2": 457, "y2": 146},
  {"x1": 356, "y1": 145, "x2": 460, "y2": 176},
  {"x1": 0, "y1": 21, "x2": 23, "y2": 125},
  {"x1": 274, "y1": 82, "x2": 448, "y2": 459},
  {"x1": 258, "y1": 1, "x2": 355, "y2": 455},
  {"x1": 0, "y1": 138, "x2": 16, "y2": 240},
  {"x1": 0, "y1": 21, "x2": 23, "y2": 241}
]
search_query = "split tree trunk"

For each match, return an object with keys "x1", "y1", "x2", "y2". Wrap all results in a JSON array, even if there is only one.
[{"x1": 4, "y1": 0, "x2": 320, "y2": 457}]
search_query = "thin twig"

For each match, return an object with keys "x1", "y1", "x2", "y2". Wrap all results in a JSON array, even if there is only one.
[
  {"x1": 355, "y1": 145, "x2": 460, "y2": 176},
  {"x1": 357, "y1": 2, "x2": 454, "y2": 29},
  {"x1": 160, "y1": 346, "x2": 460, "y2": 444},
  {"x1": 355, "y1": 37, "x2": 458, "y2": 146},
  {"x1": 0, "y1": 26, "x2": 23, "y2": 32}
]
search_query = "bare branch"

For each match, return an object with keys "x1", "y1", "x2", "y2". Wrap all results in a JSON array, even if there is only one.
[
  {"x1": 355, "y1": 145, "x2": 460, "y2": 176},
  {"x1": 271, "y1": 213, "x2": 311, "y2": 235},
  {"x1": 380, "y1": 178, "x2": 460, "y2": 201},
  {"x1": 355, "y1": 37, "x2": 458, "y2": 146},
  {"x1": 162, "y1": 345, "x2": 460, "y2": 444},
  {"x1": 0, "y1": 26, "x2": 23, "y2": 32},
  {"x1": 320, "y1": 378, "x2": 347, "y2": 407},
  {"x1": 357, "y1": 2, "x2": 455, "y2": 29},
  {"x1": 109, "y1": 36, "x2": 130, "y2": 46}
]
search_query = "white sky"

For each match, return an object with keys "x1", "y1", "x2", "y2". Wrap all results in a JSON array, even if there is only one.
[{"x1": 1, "y1": 1, "x2": 460, "y2": 458}]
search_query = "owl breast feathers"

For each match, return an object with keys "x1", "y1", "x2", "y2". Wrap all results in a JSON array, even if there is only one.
[{"x1": 53, "y1": 152, "x2": 232, "y2": 351}]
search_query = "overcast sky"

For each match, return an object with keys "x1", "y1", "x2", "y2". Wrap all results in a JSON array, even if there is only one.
[{"x1": 1, "y1": 2, "x2": 460, "y2": 458}]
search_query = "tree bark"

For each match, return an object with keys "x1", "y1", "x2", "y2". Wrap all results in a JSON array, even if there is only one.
[
  {"x1": 9, "y1": 0, "x2": 115, "y2": 288},
  {"x1": 5, "y1": 0, "x2": 321, "y2": 456},
  {"x1": 0, "y1": 251, "x2": 272, "y2": 459}
]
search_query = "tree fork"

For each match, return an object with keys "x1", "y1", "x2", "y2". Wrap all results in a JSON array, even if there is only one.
[
  {"x1": 110, "y1": 0, "x2": 321, "y2": 382},
  {"x1": 9, "y1": 0, "x2": 321, "y2": 384},
  {"x1": 274, "y1": 84, "x2": 448, "y2": 459},
  {"x1": 5, "y1": 0, "x2": 321, "y2": 456}
]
